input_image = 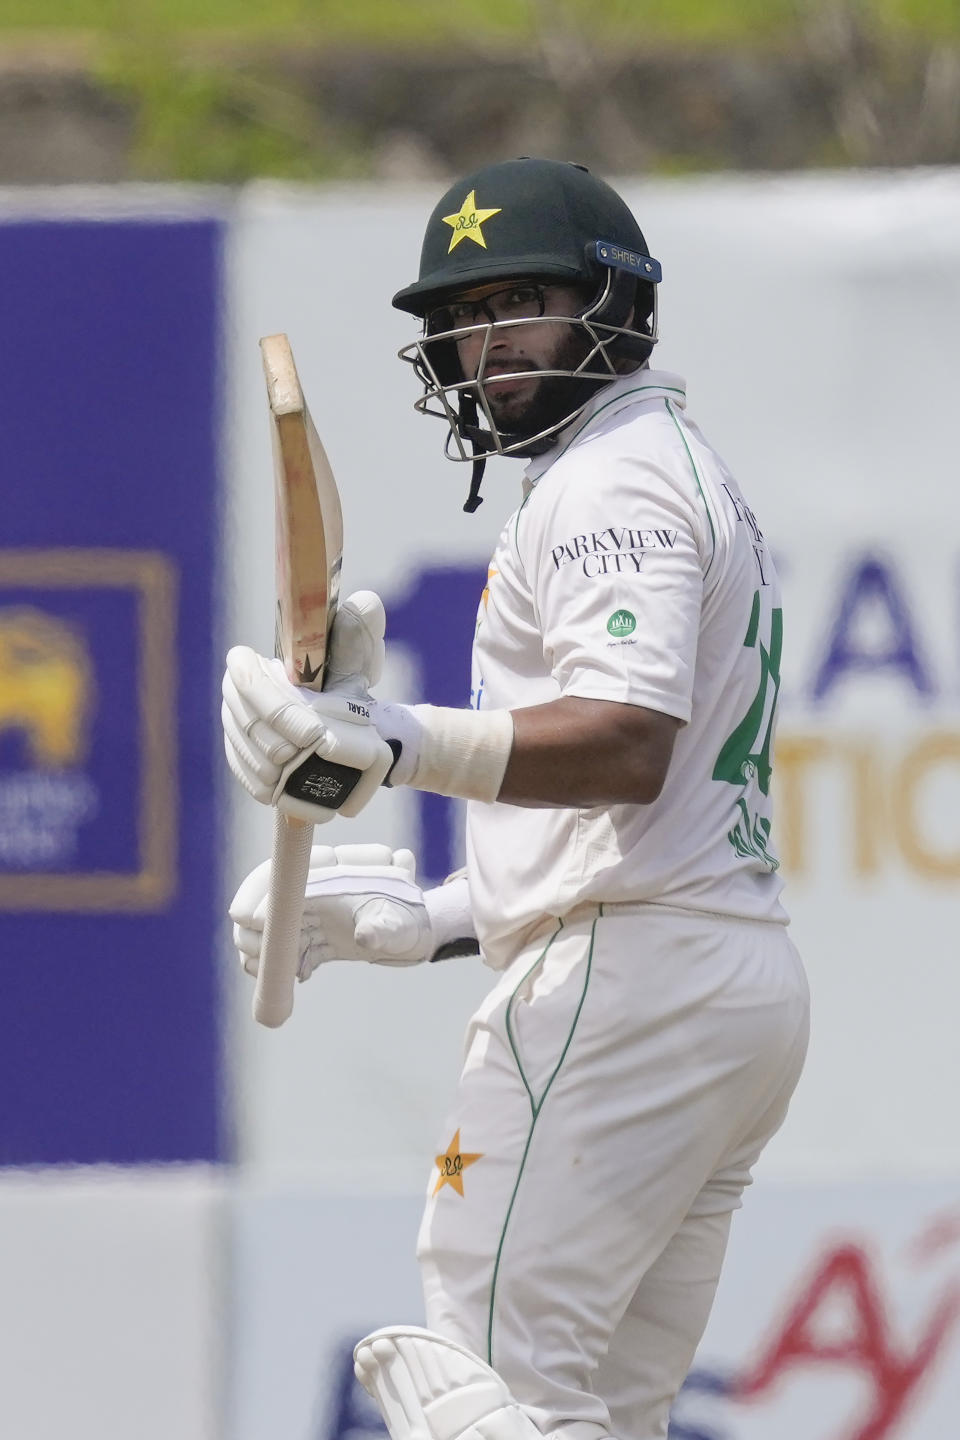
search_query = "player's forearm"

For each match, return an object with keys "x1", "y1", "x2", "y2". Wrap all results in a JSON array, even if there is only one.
[
  {"x1": 369, "y1": 696, "x2": 677, "y2": 809},
  {"x1": 499, "y1": 697, "x2": 678, "y2": 808}
]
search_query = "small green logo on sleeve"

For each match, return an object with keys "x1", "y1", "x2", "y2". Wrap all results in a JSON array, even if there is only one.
[{"x1": 607, "y1": 609, "x2": 636, "y2": 638}]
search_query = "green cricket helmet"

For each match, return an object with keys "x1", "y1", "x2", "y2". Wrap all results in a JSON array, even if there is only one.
[{"x1": 393, "y1": 157, "x2": 662, "y2": 511}]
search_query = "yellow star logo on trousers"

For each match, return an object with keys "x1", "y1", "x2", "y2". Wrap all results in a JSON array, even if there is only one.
[
  {"x1": 482, "y1": 565, "x2": 498, "y2": 608},
  {"x1": 433, "y1": 1129, "x2": 483, "y2": 1196},
  {"x1": 442, "y1": 191, "x2": 502, "y2": 253}
]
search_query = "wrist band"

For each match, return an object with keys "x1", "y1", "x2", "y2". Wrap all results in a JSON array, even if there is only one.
[
  {"x1": 409, "y1": 705, "x2": 514, "y2": 803},
  {"x1": 424, "y1": 874, "x2": 479, "y2": 962}
]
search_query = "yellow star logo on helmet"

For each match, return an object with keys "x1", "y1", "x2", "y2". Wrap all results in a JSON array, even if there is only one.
[{"x1": 441, "y1": 190, "x2": 502, "y2": 253}]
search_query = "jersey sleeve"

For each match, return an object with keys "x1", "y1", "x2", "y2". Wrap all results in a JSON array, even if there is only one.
[{"x1": 520, "y1": 448, "x2": 707, "y2": 722}]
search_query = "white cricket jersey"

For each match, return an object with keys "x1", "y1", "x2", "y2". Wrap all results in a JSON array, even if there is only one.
[{"x1": 466, "y1": 369, "x2": 789, "y2": 969}]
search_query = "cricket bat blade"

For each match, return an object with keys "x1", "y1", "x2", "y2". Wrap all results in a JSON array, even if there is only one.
[{"x1": 253, "y1": 332, "x2": 343, "y2": 1028}]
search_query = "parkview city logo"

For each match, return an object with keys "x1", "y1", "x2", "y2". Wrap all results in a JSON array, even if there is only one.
[{"x1": 551, "y1": 526, "x2": 678, "y2": 577}]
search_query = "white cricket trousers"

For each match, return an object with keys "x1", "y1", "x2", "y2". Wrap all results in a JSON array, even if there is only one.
[{"x1": 417, "y1": 903, "x2": 809, "y2": 1440}]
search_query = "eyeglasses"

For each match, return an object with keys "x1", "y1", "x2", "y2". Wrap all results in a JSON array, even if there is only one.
[{"x1": 426, "y1": 283, "x2": 555, "y2": 335}]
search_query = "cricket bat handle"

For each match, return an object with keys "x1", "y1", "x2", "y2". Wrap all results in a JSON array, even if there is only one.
[{"x1": 254, "y1": 810, "x2": 314, "y2": 1027}]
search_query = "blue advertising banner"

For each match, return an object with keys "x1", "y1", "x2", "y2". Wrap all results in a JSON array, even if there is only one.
[{"x1": 0, "y1": 213, "x2": 224, "y2": 1164}]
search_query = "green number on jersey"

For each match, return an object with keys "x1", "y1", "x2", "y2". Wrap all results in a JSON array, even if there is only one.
[{"x1": 713, "y1": 590, "x2": 782, "y2": 869}]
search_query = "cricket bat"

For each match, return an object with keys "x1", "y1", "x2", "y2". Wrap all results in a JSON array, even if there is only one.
[{"x1": 254, "y1": 333, "x2": 343, "y2": 1028}]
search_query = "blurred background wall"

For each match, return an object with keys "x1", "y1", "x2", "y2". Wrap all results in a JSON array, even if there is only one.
[{"x1": 1, "y1": 4, "x2": 958, "y2": 1439}]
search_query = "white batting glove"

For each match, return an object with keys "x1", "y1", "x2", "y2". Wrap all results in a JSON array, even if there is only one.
[
  {"x1": 229, "y1": 844, "x2": 477, "y2": 979},
  {"x1": 324, "y1": 590, "x2": 386, "y2": 696},
  {"x1": 366, "y1": 701, "x2": 424, "y2": 787},
  {"x1": 222, "y1": 646, "x2": 394, "y2": 822},
  {"x1": 323, "y1": 591, "x2": 423, "y2": 786},
  {"x1": 223, "y1": 581, "x2": 511, "y2": 808}
]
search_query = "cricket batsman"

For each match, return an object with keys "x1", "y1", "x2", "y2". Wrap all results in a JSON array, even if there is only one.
[{"x1": 222, "y1": 158, "x2": 810, "y2": 1440}]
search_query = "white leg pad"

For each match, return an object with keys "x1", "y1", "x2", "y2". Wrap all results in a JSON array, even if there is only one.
[{"x1": 354, "y1": 1325, "x2": 543, "y2": 1440}]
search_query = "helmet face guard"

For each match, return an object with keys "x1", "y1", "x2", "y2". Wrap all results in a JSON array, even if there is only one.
[{"x1": 400, "y1": 244, "x2": 661, "y2": 467}]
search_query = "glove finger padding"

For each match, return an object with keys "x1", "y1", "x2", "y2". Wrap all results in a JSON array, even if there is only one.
[
  {"x1": 222, "y1": 645, "x2": 394, "y2": 821},
  {"x1": 224, "y1": 648, "x2": 323, "y2": 757},
  {"x1": 311, "y1": 842, "x2": 395, "y2": 869},
  {"x1": 222, "y1": 726, "x2": 271, "y2": 806},
  {"x1": 325, "y1": 591, "x2": 386, "y2": 692}
]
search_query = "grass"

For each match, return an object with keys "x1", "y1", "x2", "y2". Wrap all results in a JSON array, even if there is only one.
[{"x1": 1, "y1": 0, "x2": 958, "y2": 45}]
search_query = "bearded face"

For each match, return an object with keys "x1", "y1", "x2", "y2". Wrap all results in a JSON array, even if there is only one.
[{"x1": 473, "y1": 323, "x2": 600, "y2": 444}]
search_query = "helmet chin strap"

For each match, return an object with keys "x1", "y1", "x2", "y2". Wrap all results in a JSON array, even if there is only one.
[
  {"x1": 458, "y1": 393, "x2": 486, "y2": 513},
  {"x1": 463, "y1": 456, "x2": 485, "y2": 514},
  {"x1": 458, "y1": 392, "x2": 560, "y2": 512}
]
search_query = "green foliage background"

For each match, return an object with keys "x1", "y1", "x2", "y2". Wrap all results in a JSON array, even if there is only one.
[
  {"x1": 4, "y1": 0, "x2": 960, "y2": 41},
  {"x1": 2, "y1": 0, "x2": 956, "y2": 180}
]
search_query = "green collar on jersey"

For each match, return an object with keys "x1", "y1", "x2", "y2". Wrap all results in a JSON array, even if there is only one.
[{"x1": 522, "y1": 369, "x2": 687, "y2": 487}]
